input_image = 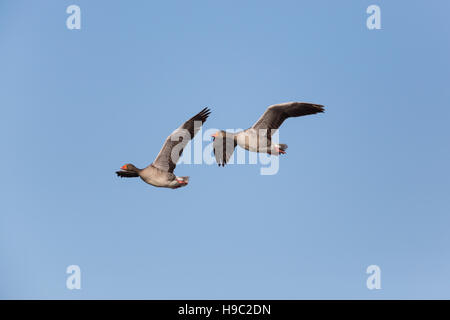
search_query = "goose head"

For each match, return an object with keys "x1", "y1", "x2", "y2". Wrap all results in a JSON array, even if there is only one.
[
  {"x1": 211, "y1": 130, "x2": 227, "y2": 141},
  {"x1": 120, "y1": 163, "x2": 139, "y2": 172}
]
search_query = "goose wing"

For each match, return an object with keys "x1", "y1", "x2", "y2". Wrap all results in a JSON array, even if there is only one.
[
  {"x1": 152, "y1": 107, "x2": 211, "y2": 173},
  {"x1": 251, "y1": 102, "x2": 324, "y2": 136},
  {"x1": 213, "y1": 134, "x2": 236, "y2": 167}
]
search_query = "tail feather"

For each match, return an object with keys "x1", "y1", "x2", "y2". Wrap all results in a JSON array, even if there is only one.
[
  {"x1": 180, "y1": 176, "x2": 189, "y2": 183},
  {"x1": 175, "y1": 176, "x2": 189, "y2": 184},
  {"x1": 173, "y1": 176, "x2": 190, "y2": 189}
]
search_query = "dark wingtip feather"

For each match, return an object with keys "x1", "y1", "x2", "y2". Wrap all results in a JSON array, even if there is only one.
[
  {"x1": 194, "y1": 107, "x2": 211, "y2": 123},
  {"x1": 313, "y1": 104, "x2": 325, "y2": 113}
]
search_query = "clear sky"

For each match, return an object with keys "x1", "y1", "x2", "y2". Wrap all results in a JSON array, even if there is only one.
[{"x1": 1, "y1": 0, "x2": 449, "y2": 299}]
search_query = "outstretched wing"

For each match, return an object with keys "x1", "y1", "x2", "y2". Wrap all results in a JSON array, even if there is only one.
[
  {"x1": 213, "y1": 135, "x2": 236, "y2": 167},
  {"x1": 152, "y1": 107, "x2": 211, "y2": 173},
  {"x1": 251, "y1": 102, "x2": 324, "y2": 136}
]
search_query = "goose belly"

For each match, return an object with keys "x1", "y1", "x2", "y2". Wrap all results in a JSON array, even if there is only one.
[
  {"x1": 140, "y1": 169, "x2": 173, "y2": 188},
  {"x1": 141, "y1": 177, "x2": 168, "y2": 187},
  {"x1": 236, "y1": 132, "x2": 270, "y2": 153}
]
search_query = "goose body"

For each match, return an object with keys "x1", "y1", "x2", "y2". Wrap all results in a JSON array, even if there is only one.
[
  {"x1": 235, "y1": 129, "x2": 281, "y2": 154},
  {"x1": 212, "y1": 102, "x2": 324, "y2": 166},
  {"x1": 116, "y1": 107, "x2": 210, "y2": 189},
  {"x1": 139, "y1": 164, "x2": 185, "y2": 188}
]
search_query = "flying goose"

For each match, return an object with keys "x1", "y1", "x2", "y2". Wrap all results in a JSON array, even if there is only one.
[
  {"x1": 116, "y1": 107, "x2": 211, "y2": 188},
  {"x1": 212, "y1": 102, "x2": 324, "y2": 166}
]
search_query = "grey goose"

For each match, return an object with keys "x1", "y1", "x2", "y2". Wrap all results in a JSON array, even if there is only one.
[
  {"x1": 116, "y1": 107, "x2": 211, "y2": 189},
  {"x1": 211, "y1": 102, "x2": 324, "y2": 166}
]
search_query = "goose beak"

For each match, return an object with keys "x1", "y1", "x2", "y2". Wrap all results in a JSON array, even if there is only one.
[{"x1": 120, "y1": 165, "x2": 127, "y2": 170}]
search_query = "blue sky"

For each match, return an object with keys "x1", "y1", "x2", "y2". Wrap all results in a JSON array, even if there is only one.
[{"x1": 1, "y1": 0, "x2": 449, "y2": 299}]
